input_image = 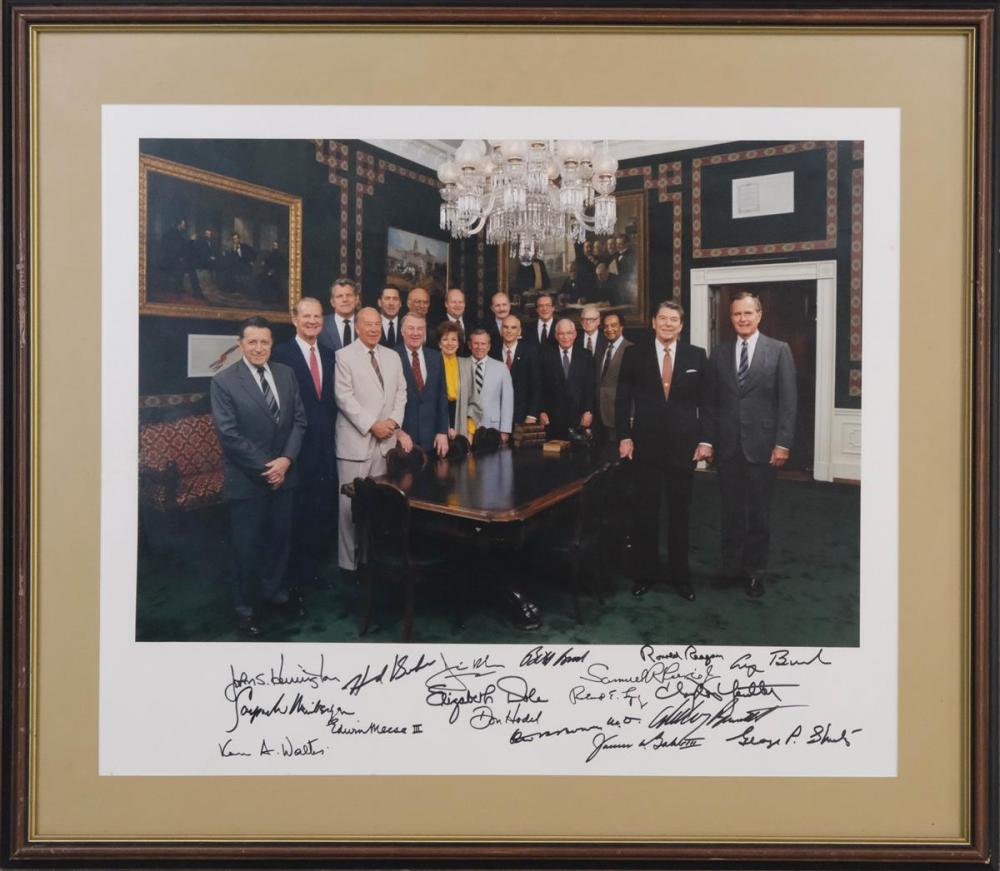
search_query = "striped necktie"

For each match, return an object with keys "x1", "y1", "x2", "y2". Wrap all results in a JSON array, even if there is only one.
[
  {"x1": 369, "y1": 349, "x2": 384, "y2": 390},
  {"x1": 737, "y1": 340, "x2": 750, "y2": 386},
  {"x1": 474, "y1": 359, "x2": 484, "y2": 395},
  {"x1": 255, "y1": 366, "x2": 280, "y2": 422}
]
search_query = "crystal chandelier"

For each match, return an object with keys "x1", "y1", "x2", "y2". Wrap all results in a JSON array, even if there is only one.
[{"x1": 437, "y1": 139, "x2": 618, "y2": 265}]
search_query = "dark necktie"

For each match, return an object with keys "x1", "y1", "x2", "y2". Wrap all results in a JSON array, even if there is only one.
[
  {"x1": 343, "y1": 319, "x2": 352, "y2": 347},
  {"x1": 369, "y1": 349, "x2": 384, "y2": 389},
  {"x1": 411, "y1": 349, "x2": 424, "y2": 391},
  {"x1": 505, "y1": 348, "x2": 513, "y2": 370},
  {"x1": 602, "y1": 344, "x2": 613, "y2": 379},
  {"x1": 308, "y1": 345, "x2": 321, "y2": 399},
  {"x1": 255, "y1": 366, "x2": 280, "y2": 422},
  {"x1": 541, "y1": 322, "x2": 549, "y2": 342},
  {"x1": 738, "y1": 340, "x2": 749, "y2": 385},
  {"x1": 387, "y1": 320, "x2": 396, "y2": 347},
  {"x1": 585, "y1": 334, "x2": 593, "y2": 354},
  {"x1": 562, "y1": 349, "x2": 570, "y2": 379}
]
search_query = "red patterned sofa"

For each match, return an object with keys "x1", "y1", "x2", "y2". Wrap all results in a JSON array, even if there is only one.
[{"x1": 139, "y1": 412, "x2": 224, "y2": 512}]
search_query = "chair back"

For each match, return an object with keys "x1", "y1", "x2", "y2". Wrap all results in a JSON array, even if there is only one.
[{"x1": 352, "y1": 477, "x2": 413, "y2": 569}]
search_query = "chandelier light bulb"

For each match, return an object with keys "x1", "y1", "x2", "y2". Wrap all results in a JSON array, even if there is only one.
[
  {"x1": 455, "y1": 138, "x2": 487, "y2": 169},
  {"x1": 500, "y1": 139, "x2": 529, "y2": 161},
  {"x1": 437, "y1": 160, "x2": 460, "y2": 185},
  {"x1": 558, "y1": 139, "x2": 584, "y2": 162},
  {"x1": 594, "y1": 148, "x2": 618, "y2": 175}
]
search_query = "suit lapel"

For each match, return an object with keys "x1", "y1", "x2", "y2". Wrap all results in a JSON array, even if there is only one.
[{"x1": 721, "y1": 339, "x2": 740, "y2": 393}]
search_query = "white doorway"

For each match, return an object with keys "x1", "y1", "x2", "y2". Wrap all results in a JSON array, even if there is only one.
[{"x1": 690, "y1": 260, "x2": 858, "y2": 483}]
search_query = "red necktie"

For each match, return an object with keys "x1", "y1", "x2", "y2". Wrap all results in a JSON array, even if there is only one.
[
  {"x1": 506, "y1": 349, "x2": 513, "y2": 370},
  {"x1": 309, "y1": 345, "x2": 321, "y2": 399},
  {"x1": 662, "y1": 344, "x2": 673, "y2": 400},
  {"x1": 412, "y1": 350, "x2": 425, "y2": 391}
]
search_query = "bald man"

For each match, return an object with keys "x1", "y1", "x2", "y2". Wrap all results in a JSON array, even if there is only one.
[
  {"x1": 538, "y1": 318, "x2": 595, "y2": 439},
  {"x1": 334, "y1": 306, "x2": 410, "y2": 573}
]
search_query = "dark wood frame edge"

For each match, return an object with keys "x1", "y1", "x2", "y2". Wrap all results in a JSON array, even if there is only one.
[{"x1": 3, "y1": 2, "x2": 996, "y2": 867}]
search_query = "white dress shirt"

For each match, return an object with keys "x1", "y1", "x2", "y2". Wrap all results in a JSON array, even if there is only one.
[
  {"x1": 537, "y1": 318, "x2": 554, "y2": 341},
  {"x1": 381, "y1": 315, "x2": 399, "y2": 341},
  {"x1": 582, "y1": 330, "x2": 600, "y2": 354}
]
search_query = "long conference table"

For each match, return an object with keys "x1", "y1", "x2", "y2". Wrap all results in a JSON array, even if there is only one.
[{"x1": 376, "y1": 444, "x2": 617, "y2": 628}]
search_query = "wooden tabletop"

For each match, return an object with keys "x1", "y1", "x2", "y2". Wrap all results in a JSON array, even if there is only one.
[{"x1": 388, "y1": 446, "x2": 611, "y2": 523}]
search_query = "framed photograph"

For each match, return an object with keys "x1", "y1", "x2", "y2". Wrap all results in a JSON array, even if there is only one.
[
  {"x1": 139, "y1": 154, "x2": 302, "y2": 320},
  {"x1": 4, "y1": 3, "x2": 996, "y2": 870}
]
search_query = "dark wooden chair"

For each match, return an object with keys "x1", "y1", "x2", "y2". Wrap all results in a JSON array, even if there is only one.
[
  {"x1": 535, "y1": 462, "x2": 613, "y2": 623},
  {"x1": 351, "y1": 476, "x2": 457, "y2": 642}
]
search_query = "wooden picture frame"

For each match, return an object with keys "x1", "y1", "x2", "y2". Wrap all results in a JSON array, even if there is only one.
[
  {"x1": 139, "y1": 154, "x2": 302, "y2": 321},
  {"x1": 4, "y1": 2, "x2": 996, "y2": 868}
]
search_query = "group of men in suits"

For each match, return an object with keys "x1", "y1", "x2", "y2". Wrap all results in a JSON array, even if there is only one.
[
  {"x1": 615, "y1": 292, "x2": 797, "y2": 602},
  {"x1": 209, "y1": 274, "x2": 796, "y2": 634}
]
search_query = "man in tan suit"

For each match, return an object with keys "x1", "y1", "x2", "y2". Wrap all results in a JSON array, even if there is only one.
[
  {"x1": 597, "y1": 311, "x2": 632, "y2": 444},
  {"x1": 335, "y1": 307, "x2": 410, "y2": 573}
]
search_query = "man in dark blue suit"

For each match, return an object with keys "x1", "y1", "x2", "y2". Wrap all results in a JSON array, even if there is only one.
[
  {"x1": 616, "y1": 301, "x2": 710, "y2": 601},
  {"x1": 499, "y1": 314, "x2": 541, "y2": 425},
  {"x1": 538, "y1": 318, "x2": 595, "y2": 439},
  {"x1": 396, "y1": 313, "x2": 450, "y2": 457},
  {"x1": 271, "y1": 297, "x2": 339, "y2": 592}
]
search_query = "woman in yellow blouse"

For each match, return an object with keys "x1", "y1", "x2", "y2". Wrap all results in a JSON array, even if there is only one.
[{"x1": 436, "y1": 320, "x2": 477, "y2": 438}]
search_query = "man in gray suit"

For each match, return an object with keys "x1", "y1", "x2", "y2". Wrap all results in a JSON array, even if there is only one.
[
  {"x1": 335, "y1": 307, "x2": 411, "y2": 573},
  {"x1": 702, "y1": 291, "x2": 797, "y2": 597},
  {"x1": 210, "y1": 316, "x2": 307, "y2": 635},
  {"x1": 466, "y1": 328, "x2": 514, "y2": 441},
  {"x1": 318, "y1": 277, "x2": 360, "y2": 353},
  {"x1": 596, "y1": 310, "x2": 632, "y2": 444}
]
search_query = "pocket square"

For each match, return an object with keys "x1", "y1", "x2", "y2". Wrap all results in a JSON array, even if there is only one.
[{"x1": 685, "y1": 368, "x2": 698, "y2": 373}]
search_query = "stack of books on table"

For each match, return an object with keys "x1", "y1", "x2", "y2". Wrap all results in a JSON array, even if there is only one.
[{"x1": 513, "y1": 422, "x2": 547, "y2": 449}]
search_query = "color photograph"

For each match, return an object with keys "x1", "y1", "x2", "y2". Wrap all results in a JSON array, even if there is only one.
[{"x1": 134, "y1": 135, "x2": 863, "y2": 650}]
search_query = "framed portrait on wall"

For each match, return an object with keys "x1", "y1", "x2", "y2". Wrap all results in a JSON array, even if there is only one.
[
  {"x1": 139, "y1": 155, "x2": 302, "y2": 321},
  {"x1": 496, "y1": 189, "x2": 649, "y2": 325},
  {"x1": 384, "y1": 225, "x2": 450, "y2": 295}
]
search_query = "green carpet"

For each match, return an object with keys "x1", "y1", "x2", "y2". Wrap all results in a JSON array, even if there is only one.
[{"x1": 136, "y1": 472, "x2": 859, "y2": 647}]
